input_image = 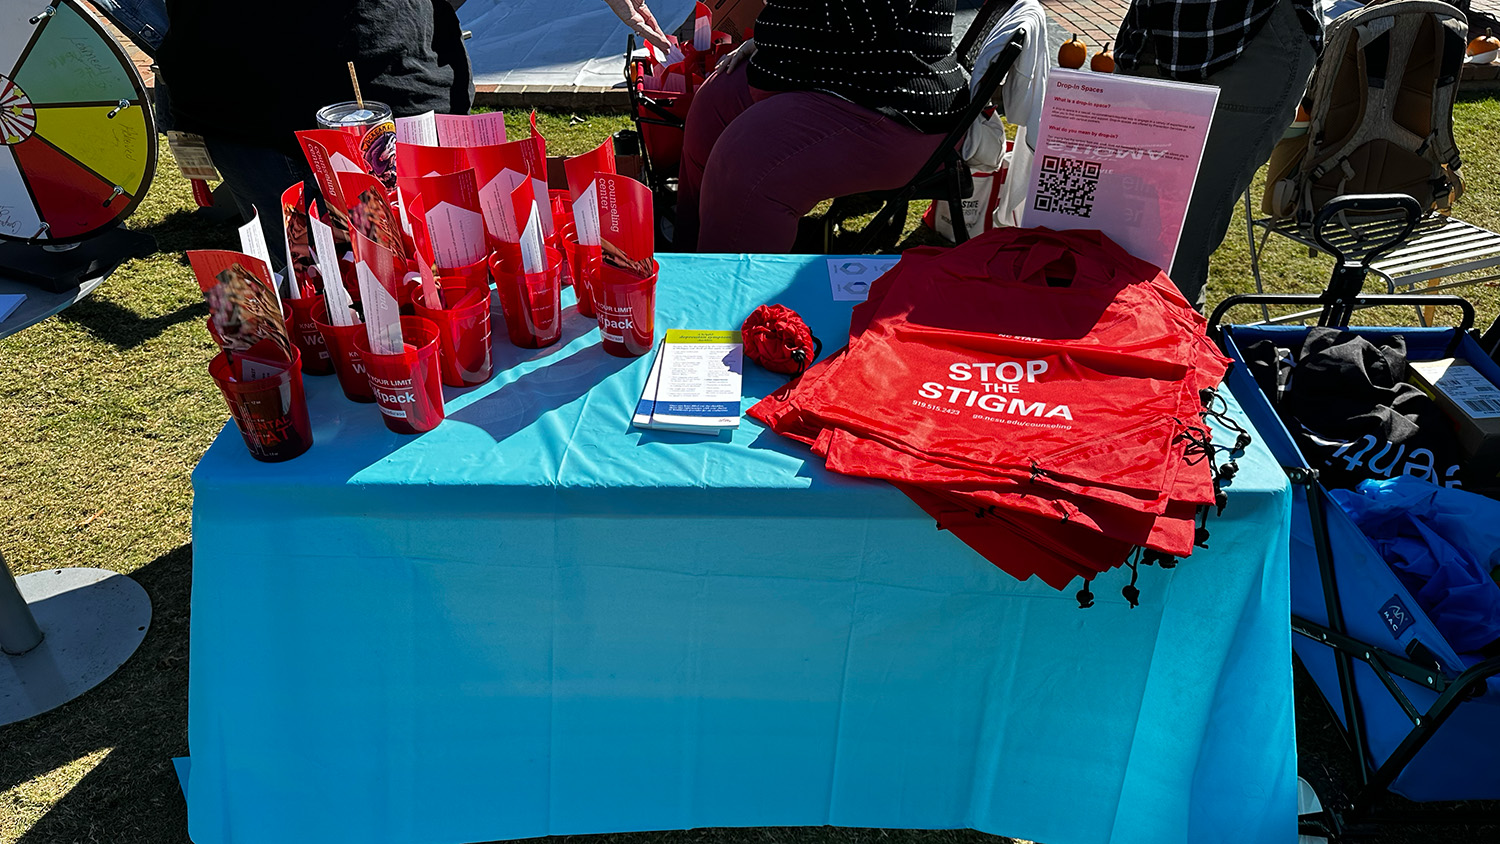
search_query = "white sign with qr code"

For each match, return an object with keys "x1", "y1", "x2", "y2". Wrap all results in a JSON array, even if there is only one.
[
  {"x1": 1022, "y1": 70, "x2": 1218, "y2": 276},
  {"x1": 1423, "y1": 362, "x2": 1500, "y2": 419}
]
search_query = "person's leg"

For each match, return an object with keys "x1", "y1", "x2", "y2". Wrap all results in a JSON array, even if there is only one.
[
  {"x1": 676, "y1": 62, "x2": 758, "y2": 250},
  {"x1": 1130, "y1": 0, "x2": 1315, "y2": 308},
  {"x1": 201, "y1": 137, "x2": 312, "y2": 274},
  {"x1": 695, "y1": 93, "x2": 946, "y2": 253}
]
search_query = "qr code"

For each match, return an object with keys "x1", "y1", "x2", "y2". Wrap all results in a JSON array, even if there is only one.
[{"x1": 1033, "y1": 155, "x2": 1101, "y2": 218}]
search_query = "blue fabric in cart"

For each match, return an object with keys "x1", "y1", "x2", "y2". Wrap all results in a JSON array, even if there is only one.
[
  {"x1": 186, "y1": 253, "x2": 1294, "y2": 844},
  {"x1": 1331, "y1": 477, "x2": 1500, "y2": 654}
]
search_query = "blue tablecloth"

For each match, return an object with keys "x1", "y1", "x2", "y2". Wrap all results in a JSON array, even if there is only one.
[{"x1": 187, "y1": 253, "x2": 1294, "y2": 844}]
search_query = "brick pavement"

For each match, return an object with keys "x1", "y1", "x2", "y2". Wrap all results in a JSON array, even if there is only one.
[
  {"x1": 1042, "y1": 0, "x2": 1128, "y2": 50},
  {"x1": 83, "y1": 3, "x2": 155, "y2": 88}
]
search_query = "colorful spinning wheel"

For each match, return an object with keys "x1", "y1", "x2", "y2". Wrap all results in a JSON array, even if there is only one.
[{"x1": 0, "y1": 0, "x2": 156, "y2": 244}]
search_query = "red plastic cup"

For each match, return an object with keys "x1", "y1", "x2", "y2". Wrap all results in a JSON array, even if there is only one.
[
  {"x1": 435, "y1": 254, "x2": 492, "y2": 293},
  {"x1": 490, "y1": 245, "x2": 564, "y2": 349},
  {"x1": 551, "y1": 190, "x2": 574, "y2": 230},
  {"x1": 353, "y1": 315, "x2": 446, "y2": 434},
  {"x1": 283, "y1": 294, "x2": 335, "y2": 376},
  {"x1": 550, "y1": 190, "x2": 575, "y2": 249},
  {"x1": 560, "y1": 228, "x2": 600, "y2": 319},
  {"x1": 413, "y1": 281, "x2": 494, "y2": 387},
  {"x1": 553, "y1": 223, "x2": 575, "y2": 290},
  {"x1": 594, "y1": 260, "x2": 658, "y2": 358},
  {"x1": 208, "y1": 344, "x2": 314, "y2": 462},
  {"x1": 315, "y1": 318, "x2": 377, "y2": 403}
]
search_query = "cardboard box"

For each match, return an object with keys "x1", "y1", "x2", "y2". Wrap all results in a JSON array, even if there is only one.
[
  {"x1": 1409, "y1": 357, "x2": 1500, "y2": 484},
  {"x1": 705, "y1": 0, "x2": 764, "y2": 42}
]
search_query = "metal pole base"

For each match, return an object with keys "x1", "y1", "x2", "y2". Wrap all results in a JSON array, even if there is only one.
[
  {"x1": 0, "y1": 568, "x2": 151, "y2": 727},
  {"x1": 1298, "y1": 776, "x2": 1331, "y2": 844}
]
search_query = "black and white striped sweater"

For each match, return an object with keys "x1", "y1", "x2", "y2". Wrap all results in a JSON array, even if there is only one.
[{"x1": 747, "y1": 0, "x2": 970, "y2": 134}]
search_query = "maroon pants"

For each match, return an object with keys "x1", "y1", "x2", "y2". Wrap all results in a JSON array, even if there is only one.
[{"x1": 677, "y1": 62, "x2": 947, "y2": 253}]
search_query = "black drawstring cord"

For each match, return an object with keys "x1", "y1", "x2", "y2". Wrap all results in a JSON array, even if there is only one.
[
  {"x1": 1122, "y1": 552, "x2": 1141, "y2": 608},
  {"x1": 787, "y1": 335, "x2": 824, "y2": 377},
  {"x1": 1200, "y1": 387, "x2": 1253, "y2": 451},
  {"x1": 1175, "y1": 424, "x2": 1216, "y2": 468},
  {"x1": 1076, "y1": 576, "x2": 1095, "y2": 609},
  {"x1": 1143, "y1": 549, "x2": 1178, "y2": 569}
]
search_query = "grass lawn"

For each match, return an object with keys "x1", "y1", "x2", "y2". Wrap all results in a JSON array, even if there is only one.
[{"x1": 2, "y1": 102, "x2": 1499, "y2": 843}]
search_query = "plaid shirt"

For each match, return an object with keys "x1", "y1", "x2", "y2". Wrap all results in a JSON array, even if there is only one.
[{"x1": 1116, "y1": 0, "x2": 1324, "y2": 81}]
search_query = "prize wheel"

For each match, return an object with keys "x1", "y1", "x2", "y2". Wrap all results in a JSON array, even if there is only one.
[{"x1": 0, "y1": 0, "x2": 156, "y2": 245}]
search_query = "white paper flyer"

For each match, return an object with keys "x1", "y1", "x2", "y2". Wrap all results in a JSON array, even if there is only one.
[{"x1": 1022, "y1": 69, "x2": 1218, "y2": 275}]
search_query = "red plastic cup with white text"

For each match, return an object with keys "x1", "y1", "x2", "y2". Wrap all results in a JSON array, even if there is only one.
[
  {"x1": 353, "y1": 316, "x2": 446, "y2": 434},
  {"x1": 594, "y1": 260, "x2": 657, "y2": 358}
]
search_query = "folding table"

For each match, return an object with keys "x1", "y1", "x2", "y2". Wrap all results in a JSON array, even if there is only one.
[{"x1": 185, "y1": 253, "x2": 1294, "y2": 844}]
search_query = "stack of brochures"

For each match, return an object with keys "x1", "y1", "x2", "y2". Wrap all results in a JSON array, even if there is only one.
[{"x1": 633, "y1": 329, "x2": 744, "y2": 434}]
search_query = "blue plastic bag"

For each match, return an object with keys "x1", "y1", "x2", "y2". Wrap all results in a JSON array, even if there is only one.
[{"x1": 1331, "y1": 477, "x2": 1500, "y2": 654}]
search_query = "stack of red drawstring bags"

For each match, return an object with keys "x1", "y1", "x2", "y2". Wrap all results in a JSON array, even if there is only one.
[{"x1": 750, "y1": 228, "x2": 1243, "y2": 601}]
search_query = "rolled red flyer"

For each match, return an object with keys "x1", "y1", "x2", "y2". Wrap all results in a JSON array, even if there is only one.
[
  {"x1": 592, "y1": 173, "x2": 657, "y2": 356},
  {"x1": 416, "y1": 169, "x2": 488, "y2": 272},
  {"x1": 413, "y1": 281, "x2": 494, "y2": 388},
  {"x1": 283, "y1": 294, "x2": 335, "y2": 376},
  {"x1": 490, "y1": 244, "x2": 564, "y2": 349},
  {"x1": 353, "y1": 315, "x2": 446, "y2": 434},
  {"x1": 208, "y1": 341, "x2": 313, "y2": 462},
  {"x1": 594, "y1": 260, "x2": 658, "y2": 358},
  {"x1": 315, "y1": 318, "x2": 377, "y2": 403}
]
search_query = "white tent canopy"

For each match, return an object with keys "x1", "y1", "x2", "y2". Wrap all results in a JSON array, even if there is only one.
[
  {"x1": 459, "y1": 0, "x2": 698, "y2": 88},
  {"x1": 457, "y1": 1, "x2": 1005, "y2": 90}
]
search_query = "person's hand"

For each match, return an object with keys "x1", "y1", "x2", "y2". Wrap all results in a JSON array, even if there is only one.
[
  {"x1": 603, "y1": 0, "x2": 672, "y2": 53},
  {"x1": 716, "y1": 38, "x2": 756, "y2": 74}
]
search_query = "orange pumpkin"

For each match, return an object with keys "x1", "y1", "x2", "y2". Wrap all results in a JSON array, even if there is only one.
[
  {"x1": 1090, "y1": 42, "x2": 1115, "y2": 73},
  {"x1": 1058, "y1": 34, "x2": 1088, "y2": 69},
  {"x1": 1468, "y1": 28, "x2": 1500, "y2": 56}
]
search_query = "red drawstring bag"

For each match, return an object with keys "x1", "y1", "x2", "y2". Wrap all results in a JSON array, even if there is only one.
[
  {"x1": 785, "y1": 324, "x2": 1197, "y2": 498},
  {"x1": 748, "y1": 228, "x2": 1230, "y2": 587},
  {"x1": 896, "y1": 483, "x2": 1135, "y2": 588},
  {"x1": 816, "y1": 427, "x2": 1203, "y2": 556}
]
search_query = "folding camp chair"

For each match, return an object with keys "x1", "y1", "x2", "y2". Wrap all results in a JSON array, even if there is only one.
[
  {"x1": 1242, "y1": 0, "x2": 1500, "y2": 325},
  {"x1": 823, "y1": 0, "x2": 1023, "y2": 252},
  {"x1": 1242, "y1": 190, "x2": 1500, "y2": 326},
  {"x1": 624, "y1": 34, "x2": 686, "y2": 204},
  {"x1": 1212, "y1": 195, "x2": 1500, "y2": 839}
]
